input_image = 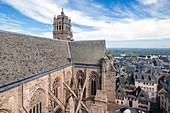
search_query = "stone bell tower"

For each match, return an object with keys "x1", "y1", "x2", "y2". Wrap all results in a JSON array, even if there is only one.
[{"x1": 53, "y1": 8, "x2": 73, "y2": 40}]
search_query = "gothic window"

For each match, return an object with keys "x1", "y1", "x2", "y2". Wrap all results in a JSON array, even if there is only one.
[
  {"x1": 52, "y1": 77, "x2": 60, "y2": 107},
  {"x1": 29, "y1": 88, "x2": 45, "y2": 113},
  {"x1": 40, "y1": 102, "x2": 42, "y2": 113},
  {"x1": 91, "y1": 80, "x2": 96, "y2": 95},
  {"x1": 83, "y1": 87, "x2": 86, "y2": 98},
  {"x1": 99, "y1": 75, "x2": 102, "y2": 90},
  {"x1": 76, "y1": 70, "x2": 85, "y2": 88},
  {"x1": 53, "y1": 77, "x2": 60, "y2": 98},
  {"x1": 33, "y1": 106, "x2": 35, "y2": 113},
  {"x1": 90, "y1": 71, "x2": 98, "y2": 95},
  {"x1": 29, "y1": 109, "x2": 32, "y2": 113},
  {"x1": 36, "y1": 104, "x2": 38, "y2": 113},
  {"x1": 29, "y1": 102, "x2": 42, "y2": 113}
]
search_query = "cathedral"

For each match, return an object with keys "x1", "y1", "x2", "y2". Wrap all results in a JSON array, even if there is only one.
[{"x1": 0, "y1": 9, "x2": 116, "y2": 113}]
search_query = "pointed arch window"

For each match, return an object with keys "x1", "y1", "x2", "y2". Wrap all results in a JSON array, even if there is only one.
[
  {"x1": 53, "y1": 77, "x2": 60, "y2": 98},
  {"x1": 76, "y1": 70, "x2": 85, "y2": 88},
  {"x1": 91, "y1": 79, "x2": 96, "y2": 95},
  {"x1": 52, "y1": 77, "x2": 60, "y2": 107},
  {"x1": 90, "y1": 71, "x2": 98, "y2": 95},
  {"x1": 29, "y1": 89, "x2": 44, "y2": 113}
]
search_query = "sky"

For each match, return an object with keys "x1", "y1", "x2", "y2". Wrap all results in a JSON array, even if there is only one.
[{"x1": 0, "y1": 0, "x2": 170, "y2": 48}]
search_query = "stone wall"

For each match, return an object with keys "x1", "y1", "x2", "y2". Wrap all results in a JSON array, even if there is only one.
[
  {"x1": 0, "y1": 86, "x2": 19, "y2": 112},
  {"x1": 0, "y1": 65, "x2": 73, "y2": 113},
  {"x1": 105, "y1": 71, "x2": 116, "y2": 103},
  {"x1": 0, "y1": 31, "x2": 70, "y2": 87}
]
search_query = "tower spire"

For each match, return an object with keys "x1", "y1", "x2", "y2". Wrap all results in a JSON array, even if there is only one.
[
  {"x1": 53, "y1": 8, "x2": 73, "y2": 40},
  {"x1": 61, "y1": 8, "x2": 64, "y2": 15}
]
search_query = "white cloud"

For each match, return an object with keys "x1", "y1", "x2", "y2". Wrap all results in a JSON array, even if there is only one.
[
  {"x1": 2, "y1": 0, "x2": 170, "y2": 43},
  {"x1": 73, "y1": 18, "x2": 170, "y2": 41},
  {"x1": 41, "y1": 32, "x2": 53, "y2": 39},
  {"x1": 0, "y1": 12, "x2": 25, "y2": 32},
  {"x1": 137, "y1": 0, "x2": 168, "y2": 5},
  {"x1": 138, "y1": 0, "x2": 161, "y2": 5}
]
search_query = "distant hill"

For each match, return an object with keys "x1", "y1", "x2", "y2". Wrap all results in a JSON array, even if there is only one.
[{"x1": 107, "y1": 48, "x2": 170, "y2": 55}]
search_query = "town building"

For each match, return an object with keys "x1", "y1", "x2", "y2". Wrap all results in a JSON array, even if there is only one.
[{"x1": 159, "y1": 88, "x2": 170, "y2": 113}]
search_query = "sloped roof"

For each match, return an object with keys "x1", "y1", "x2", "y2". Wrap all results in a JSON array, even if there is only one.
[
  {"x1": 158, "y1": 88, "x2": 167, "y2": 94},
  {"x1": 136, "y1": 87, "x2": 150, "y2": 101},
  {"x1": 69, "y1": 40, "x2": 106, "y2": 65},
  {"x1": 116, "y1": 85, "x2": 126, "y2": 97},
  {"x1": 0, "y1": 31, "x2": 106, "y2": 88},
  {"x1": 0, "y1": 31, "x2": 70, "y2": 87}
]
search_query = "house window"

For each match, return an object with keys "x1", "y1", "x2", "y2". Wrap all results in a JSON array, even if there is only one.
[
  {"x1": 151, "y1": 93, "x2": 154, "y2": 96},
  {"x1": 117, "y1": 101, "x2": 119, "y2": 103},
  {"x1": 121, "y1": 102, "x2": 123, "y2": 104}
]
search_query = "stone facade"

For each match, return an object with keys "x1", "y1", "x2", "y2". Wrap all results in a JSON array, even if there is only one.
[{"x1": 0, "y1": 29, "x2": 116, "y2": 113}]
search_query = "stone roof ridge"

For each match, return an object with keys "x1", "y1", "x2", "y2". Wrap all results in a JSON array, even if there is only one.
[
  {"x1": 158, "y1": 88, "x2": 167, "y2": 94},
  {"x1": 135, "y1": 86, "x2": 142, "y2": 97},
  {"x1": 0, "y1": 30, "x2": 68, "y2": 42},
  {"x1": 136, "y1": 87, "x2": 150, "y2": 101},
  {"x1": 70, "y1": 39, "x2": 105, "y2": 42},
  {"x1": 116, "y1": 84, "x2": 126, "y2": 97}
]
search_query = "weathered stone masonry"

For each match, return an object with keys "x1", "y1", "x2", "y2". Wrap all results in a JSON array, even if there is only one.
[{"x1": 0, "y1": 30, "x2": 116, "y2": 113}]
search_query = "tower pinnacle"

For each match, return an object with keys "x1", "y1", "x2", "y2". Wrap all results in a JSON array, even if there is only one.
[
  {"x1": 53, "y1": 9, "x2": 73, "y2": 41},
  {"x1": 61, "y1": 8, "x2": 64, "y2": 15}
]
